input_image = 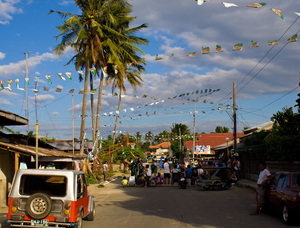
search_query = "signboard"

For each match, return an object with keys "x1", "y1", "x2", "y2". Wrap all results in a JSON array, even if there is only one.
[{"x1": 194, "y1": 145, "x2": 211, "y2": 155}]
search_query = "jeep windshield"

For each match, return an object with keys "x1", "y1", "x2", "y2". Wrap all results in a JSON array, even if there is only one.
[{"x1": 19, "y1": 174, "x2": 67, "y2": 197}]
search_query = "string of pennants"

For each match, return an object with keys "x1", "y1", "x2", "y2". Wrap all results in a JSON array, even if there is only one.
[
  {"x1": 154, "y1": 34, "x2": 298, "y2": 61},
  {"x1": 195, "y1": 1, "x2": 300, "y2": 20}
]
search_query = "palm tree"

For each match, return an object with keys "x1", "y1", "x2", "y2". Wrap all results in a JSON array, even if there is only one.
[
  {"x1": 50, "y1": 0, "x2": 132, "y2": 154},
  {"x1": 145, "y1": 131, "x2": 154, "y2": 143}
]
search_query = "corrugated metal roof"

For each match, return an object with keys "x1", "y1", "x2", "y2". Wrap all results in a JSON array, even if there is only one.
[
  {"x1": 0, "y1": 109, "x2": 28, "y2": 126},
  {"x1": 0, "y1": 141, "x2": 85, "y2": 158}
]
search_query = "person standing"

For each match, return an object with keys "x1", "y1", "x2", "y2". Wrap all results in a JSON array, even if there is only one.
[
  {"x1": 251, "y1": 161, "x2": 272, "y2": 215},
  {"x1": 163, "y1": 158, "x2": 171, "y2": 185},
  {"x1": 103, "y1": 161, "x2": 108, "y2": 182}
]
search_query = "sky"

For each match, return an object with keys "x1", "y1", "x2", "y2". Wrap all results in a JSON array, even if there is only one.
[{"x1": 0, "y1": 0, "x2": 299, "y2": 141}]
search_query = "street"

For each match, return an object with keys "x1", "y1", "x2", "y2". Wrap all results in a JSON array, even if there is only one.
[{"x1": 85, "y1": 177, "x2": 299, "y2": 228}]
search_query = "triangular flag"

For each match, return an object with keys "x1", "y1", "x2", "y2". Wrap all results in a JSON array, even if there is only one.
[
  {"x1": 268, "y1": 40, "x2": 278, "y2": 45},
  {"x1": 25, "y1": 77, "x2": 29, "y2": 85},
  {"x1": 65, "y1": 72, "x2": 72, "y2": 81},
  {"x1": 187, "y1": 52, "x2": 196, "y2": 56},
  {"x1": 294, "y1": 12, "x2": 300, "y2": 17},
  {"x1": 91, "y1": 89, "x2": 97, "y2": 95},
  {"x1": 78, "y1": 90, "x2": 84, "y2": 94},
  {"x1": 45, "y1": 75, "x2": 52, "y2": 84},
  {"x1": 43, "y1": 87, "x2": 49, "y2": 91},
  {"x1": 271, "y1": 8, "x2": 284, "y2": 20},
  {"x1": 169, "y1": 53, "x2": 174, "y2": 59},
  {"x1": 0, "y1": 80, "x2": 3, "y2": 91},
  {"x1": 155, "y1": 54, "x2": 163, "y2": 60},
  {"x1": 215, "y1": 45, "x2": 223, "y2": 52},
  {"x1": 101, "y1": 66, "x2": 108, "y2": 77},
  {"x1": 57, "y1": 73, "x2": 65, "y2": 80},
  {"x1": 78, "y1": 70, "x2": 85, "y2": 77},
  {"x1": 56, "y1": 88, "x2": 62, "y2": 92},
  {"x1": 197, "y1": 0, "x2": 207, "y2": 5},
  {"x1": 222, "y1": 2, "x2": 238, "y2": 8},
  {"x1": 68, "y1": 89, "x2": 74, "y2": 93},
  {"x1": 201, "y1": 47, "x2": 211, "y2": 54},
  {"x1": 287, "y1": 34, "x2": 297, "y2": 43},
  {"x1": 250, "y1": 40, "x2": 259, "y2": 48},
  {"x1": 15, "y1": 79, "x2": 25, "y2": 91},
  {"x1": 113, "y1": 65, "x2": 118, "y2": 74},
  {"x1": 247, "y1": 3, "x2": 266, "y2": 8},
  {"x1": 5, "y1": 79, "x2": 13, "y2": 92},
  {"x1": 233, "y1": 43, "x2": 243, "y2": 51}
]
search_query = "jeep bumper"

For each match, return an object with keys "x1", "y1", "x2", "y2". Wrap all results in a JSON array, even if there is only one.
[{"x1": 5, "y1": 219, "x2": 77, "y2": 227}]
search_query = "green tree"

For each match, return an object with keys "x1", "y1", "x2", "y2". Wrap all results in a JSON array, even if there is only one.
[
  {"x1": 265, "y1": 107, "x2": 300, "y2": 161},
  {"x1": 145, "y1": 131, "x2": 154, "y2": 143},
  {"x1": 215, "y1": 126, "x2": 230, "y2": 133}
]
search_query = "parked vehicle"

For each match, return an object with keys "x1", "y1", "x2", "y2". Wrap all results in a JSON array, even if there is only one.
[
  {"x1": 6, "y1": 169, "x2": 95, "y2": 228},
  {"x1": 264, "y1": 171, "x2": 300, "y2": 224},
  {"x1": 195, "y1": 167, "x2": 231, "y2": 190}
]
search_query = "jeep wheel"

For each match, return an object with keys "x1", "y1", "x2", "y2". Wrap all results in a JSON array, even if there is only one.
[
  {"x1": 282, "y1": 204, "x2": 291, "y2": 224},
  {"x1": 76, "y1": 212, "x2": 83, "y2": 228},
  {"x1": 26, "y1": 193, "x2": 52, "y2": 219},
  {"x1": 86, "y1": 201, "x2": 95, "y2": 221}
]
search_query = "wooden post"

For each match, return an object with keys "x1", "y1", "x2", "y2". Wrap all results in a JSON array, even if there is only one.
[{"x1": 15, "y1": 152, "x2": 19, "y2": 172}]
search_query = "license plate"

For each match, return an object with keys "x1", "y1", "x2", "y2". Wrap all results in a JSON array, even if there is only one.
[{"x1": 31, "y1": 219, "x2": 49, "y2": 226}]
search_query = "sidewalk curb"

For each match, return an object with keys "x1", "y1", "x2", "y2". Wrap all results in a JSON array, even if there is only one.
[{"x1": 235, "y1": 180, "x2": 257, "y2": 192}]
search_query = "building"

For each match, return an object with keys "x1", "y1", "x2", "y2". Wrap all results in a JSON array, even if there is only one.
[{"x1": 149, "y1": 142, "x2": 172, "y2": 159}]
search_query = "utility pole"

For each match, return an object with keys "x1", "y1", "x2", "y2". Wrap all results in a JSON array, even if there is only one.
[
  {"x1": 25, "y1": 52, "x2": 30, "y2": 132},
  {"x1": 34, "y1": 78, "x2": 38, "y2": 169},
  {"x1": 72, "y1": 92, "x2": 75, "y2": 154},
  {"x1": 192, "y1": 103, "x2": 196, "y2": 159},
  {"x1": 233, "y1": 82, "x2": 237, "y2": 155}
]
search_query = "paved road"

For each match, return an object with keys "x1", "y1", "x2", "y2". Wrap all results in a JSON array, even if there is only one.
[
  {"x1": 85, "y1": 177, "x2": 299, "y2": 228},
  {"x1": 1, "y1": 177, "x2": 299, "y2": 228}
]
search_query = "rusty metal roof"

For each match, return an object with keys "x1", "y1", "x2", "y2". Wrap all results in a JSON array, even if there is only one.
[
  {"x1": 0, "y1": 109, "x2": 28, "y2": 126},
  {"x1": 0, "y1": 141, "x2": 85, "y2": 158}
]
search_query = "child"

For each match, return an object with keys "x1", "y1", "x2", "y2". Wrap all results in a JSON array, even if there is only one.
[
  {"x1": 156, "y1": 172, "x2": 163, "y2": 185},
  {"x1": 121, "y1": 176, "x2": 128, "y2": 187}
]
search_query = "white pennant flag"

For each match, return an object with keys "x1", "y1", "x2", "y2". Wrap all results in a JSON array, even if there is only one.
[{"x1": 222, "y1": 2, "x2": 238, "y2": 7}]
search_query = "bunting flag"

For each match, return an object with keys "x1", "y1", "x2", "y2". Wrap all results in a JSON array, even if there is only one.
[
  {"x1": 78, "y1": 90, "x2": 84, "y2": 94},
  {"x1": 91, "y1": 89, "x2": 97, "y2": 95},
  {"x1": 5, "y1": 79, "x2": 13, "y2": 92},
  {"x1": 218, "y1": 107, "x2": 223, "y2": 111},
  {"x1": 89, "y1": 68, "x2": 96, "y2": 76},
  {"x1": 142, "y1": 94, "x2": 148, "y2": 98},
  {"x1": 202, "y1": 47, "x2": 211, "y2": 54},
  {"x1": 233, "y1": 43, "x2": 243, "y2": 51},
  {"x1": 57, "y1": 73, "x2": 65, "y2": 81},
  {"x1": 45, "y1": 75, "x2": 52, "y2": 84},
  {"x1": 25, "y1": 77, "x2": 29, "y2": 85},
  {"x1": 15, "y1": 79, "x2": 25, "y2": 91},
  {"x1": 32, "y1": 89, "x2": 38, "y2": 93},
  {"x1": 43, "y1": 87, "x2": 49, "y2": 91},
  {"x1": 68, "y1": 89, "x2": 74, "y2": 93},
  {"x1": 155, "y1": 54, "x2": 163, "y2": 60},
  {"x1": 169, "y1": 53, "x2": 175, "y2": 59},
  {"x1": 250, "y1": 41, "x2": 259, "y2": 48},
  {"x1": 295, "y1": 12, "x2": 300, "y2": 17},
  {"x1": 287, "y1": 34, "x2": 298, "y2": 42},
  {"x1": 271, "y1": 8, "x2": 284, "y2": 20},
  {"x1": 78, "y1": 70, "x2": 85, "y2": 77},
  {"x1": 247, "y1": 3, "x2": 266, "y2": 8},
  {"x1": 0, "y1": 80, "x2": 4, "y2": 91},
  {"x1": 101, "y1": 66, "x2": 108, "y2": 77},
  {"x1": 197, "y1": 0, "x2": 207, "y2": 5},
  {"x1": 268, "y1": 40, "x2": 278, "y2": 45},
  {"x1": 113, "y1": 65, "x2": 118, "y2": 74},
  {"x1": 65, "y1": 72, "x2": 72, "y2": 81},
  {"x1": 215, "y1": 45, "x2": 223, "y2": 53},
  {"x1": 187, "y1": 52, "x2": 196, "y2": 56},
  {"x1": 222, "y1": 2, "x2": 238, "y2": 8},
  {"x1": 56, "y1": 88, "x2": 62, "y2": 92}
]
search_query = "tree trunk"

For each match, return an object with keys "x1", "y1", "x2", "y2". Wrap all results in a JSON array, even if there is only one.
[
  {"x1": 90, "y1": 72, "x2": 95, "y2": 143},
  {"x1": 80, "y1": 44, "x2": 90, "y2": 155}
]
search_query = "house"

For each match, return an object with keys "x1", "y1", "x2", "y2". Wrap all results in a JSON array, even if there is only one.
[
  {"x1": 185, "y1": 132, "x2": 245, "y2": 157},
  {"x1": 149, "y1": 142, "x2": 172, "y2": 159}
]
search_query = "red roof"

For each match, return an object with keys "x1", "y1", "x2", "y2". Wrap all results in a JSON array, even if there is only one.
[
  {"x1": 185, "y1": 132, "x2": 244, "y2": 150},
  {"x1": 149, "y1": 142, "x2": 171, "y2": 149}
]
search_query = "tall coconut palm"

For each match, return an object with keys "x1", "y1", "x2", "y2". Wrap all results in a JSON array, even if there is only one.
[{"x1": 50, "y1": 0, "x2": 131, "y2": 154}]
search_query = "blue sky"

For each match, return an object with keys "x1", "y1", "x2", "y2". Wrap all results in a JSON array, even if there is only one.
[{"x1": 0, "y1": 0, "x2": 299, "y2": 140}]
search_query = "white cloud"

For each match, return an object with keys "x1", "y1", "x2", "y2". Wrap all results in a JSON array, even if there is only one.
[
  {"x1": 51, "y1": 112, "x2": 60, "y2": 116},
  {"x1": 0, "y1": 52, "x2": 5, "y2": 60},
  {"x1": 0, "y1": 97, "x2": 12, "y2": 105},
  {"x1": 0, "y1": 0, "x2": 23, "y2": 24}
]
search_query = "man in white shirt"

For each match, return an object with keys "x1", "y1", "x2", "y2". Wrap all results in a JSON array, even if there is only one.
[
  {"x1": 103, "y1": 161, "x2": 108, "y2": 182},
  {"x1": 163, "y1": 159, "x2": 171, "y2": 185},
  {"x1": 251, "y1": 161, "x2": 272, "y2": 215}
]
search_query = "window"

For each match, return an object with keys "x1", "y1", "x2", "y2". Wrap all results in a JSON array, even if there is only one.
[
  {"x1": 20, "y1": 175, "x2": 67, "y2": 197},
  {"x1": 291, "y1": 174, "x2": 300, "y2": 187},
  {"x1": 277, "y1": 175, "x2": 287, "y2": 188}
]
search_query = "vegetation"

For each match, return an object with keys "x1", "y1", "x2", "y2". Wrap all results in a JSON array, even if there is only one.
[{"x1": 215, "y1": 126, "x2": 230, "y2": 133}]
